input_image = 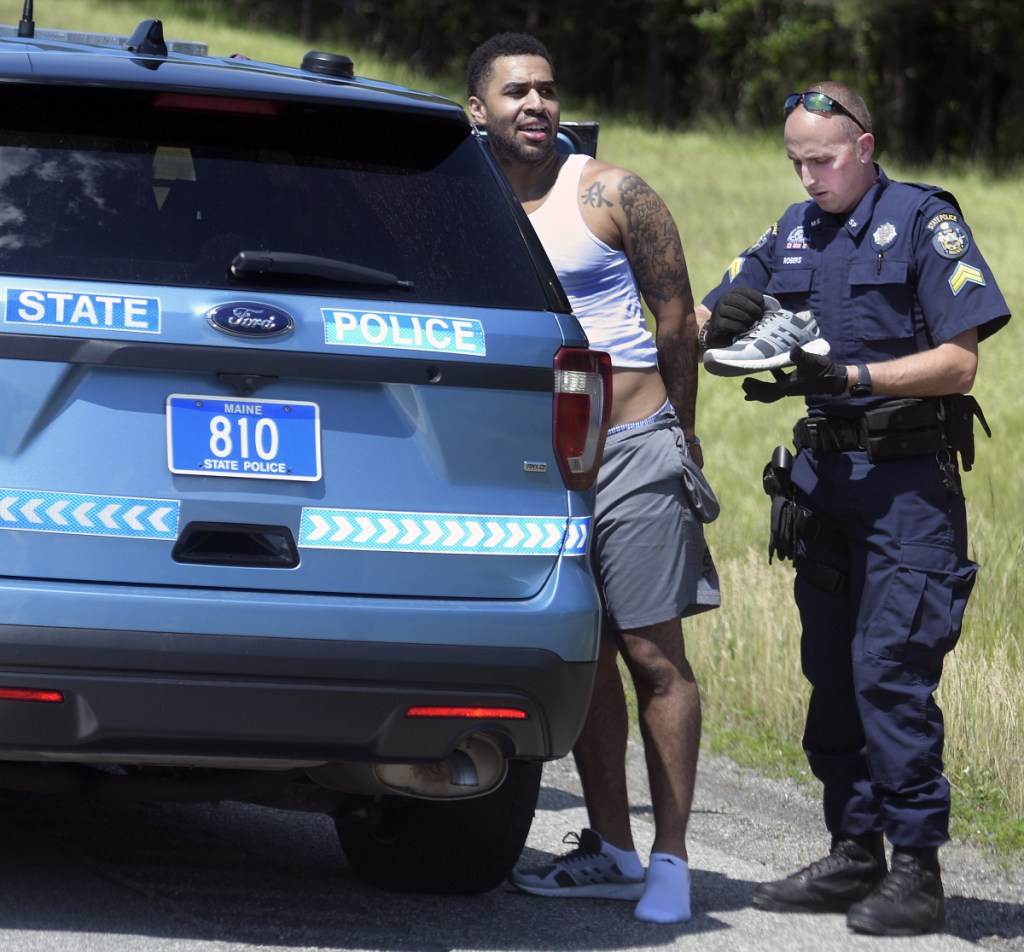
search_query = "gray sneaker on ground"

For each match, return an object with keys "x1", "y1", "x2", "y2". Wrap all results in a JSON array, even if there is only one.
[
  {"x1": 704, "y1": 295, "x2": 830, "y2": 376},
  {"x1": 508, "y1": 828, "x2": 645, "y2": 899}
]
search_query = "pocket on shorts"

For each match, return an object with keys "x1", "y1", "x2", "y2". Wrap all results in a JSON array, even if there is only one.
[{"x1": 673, "y1": 428, "x2": 720, "y2": 524}]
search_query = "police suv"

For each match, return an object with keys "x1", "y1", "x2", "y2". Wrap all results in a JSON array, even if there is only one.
[{"x1": 0, "y1": 10, "x2": 610, "y2": 894}]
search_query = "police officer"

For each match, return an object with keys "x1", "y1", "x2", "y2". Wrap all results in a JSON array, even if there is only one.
[{"x1": 697, "y1": 82, "x2": 1010, "y2": 936}]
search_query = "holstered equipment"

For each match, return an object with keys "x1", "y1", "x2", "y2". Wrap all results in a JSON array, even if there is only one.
[
  {"x1": 939, "y1": 394, "x2": 990, "y2": 471},
  {"x1": 793, "y1": 398, "x2": 942, "y2": 459},
  {"x1": 762, "y1": 446, "x2": 848, "y2": 593},
  {"x1": 760, "y1": 395, "x2": 991, "y2": 594},
  {"x1": 792, "y1": 395, "x2": 991, "y2": 470}
]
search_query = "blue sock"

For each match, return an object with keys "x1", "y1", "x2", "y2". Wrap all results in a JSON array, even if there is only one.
[{"x1": 634, "y1": 853, "x2": 691, "y2": 923}]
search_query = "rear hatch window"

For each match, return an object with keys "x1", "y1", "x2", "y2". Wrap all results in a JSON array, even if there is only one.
[{"x1": 0, "y1": 83, "x2": 548, "y2": 310}]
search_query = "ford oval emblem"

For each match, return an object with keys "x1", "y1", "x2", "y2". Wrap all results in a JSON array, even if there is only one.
[{"x1": 207, "y1": 302, "x2": 294, "y2": 339}]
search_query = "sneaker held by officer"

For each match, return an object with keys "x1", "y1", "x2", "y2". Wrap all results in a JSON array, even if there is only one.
[{"x1": 702, "y1": 293, "x2": 829, "y2": 376}]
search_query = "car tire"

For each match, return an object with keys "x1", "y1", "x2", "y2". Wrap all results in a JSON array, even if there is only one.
[{"x1": 334, "y1": 758, "x2": 542, "y2": 894}]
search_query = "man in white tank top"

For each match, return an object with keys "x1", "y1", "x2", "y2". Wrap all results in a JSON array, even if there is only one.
[{"x1": 469, "y1": 33, "x2": 719, "y2": 924}]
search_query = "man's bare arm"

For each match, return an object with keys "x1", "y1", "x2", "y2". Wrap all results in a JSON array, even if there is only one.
[{"x1": 615, "y1": 173, "x2": 699, "y2": 435}]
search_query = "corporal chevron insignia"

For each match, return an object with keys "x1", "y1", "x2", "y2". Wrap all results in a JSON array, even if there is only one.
[
  {"x1": 0, "y1": 489, "x2": 179, "y2": 540},
  {"x1": 948, "y1": 262, "x2": 985, "y2": 296},
  {"x1": 299, "y1": 508, "x2": 590, "y2": 557}
]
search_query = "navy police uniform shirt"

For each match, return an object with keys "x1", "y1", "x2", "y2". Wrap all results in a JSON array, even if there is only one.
[{"x1": 703, "y1": 166, "x2": 1010, "y2": 414}]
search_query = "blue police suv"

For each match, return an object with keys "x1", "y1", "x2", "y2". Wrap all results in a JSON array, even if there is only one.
[{"x1": 0, "y1": 13, "x2": 610, "y2": 894}]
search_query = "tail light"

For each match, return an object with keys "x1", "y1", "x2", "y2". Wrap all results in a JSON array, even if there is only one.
[
  {"x1": 149, "y1": 93, "x2": 285, "y2": 117},
  {"x1": 553, "y1": 347, "x2": 612, "y2": 491},
  {"x1": 406, "y1": 706, "x2": 528, "y2": 720},
  {"x1": 0, "y1": 687, "x2": 64, "y2": 703}
]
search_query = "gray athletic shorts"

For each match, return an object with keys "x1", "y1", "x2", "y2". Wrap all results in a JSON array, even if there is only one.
[{"x1": 592, "y1": 411, "x2": 721, "y2": 632}]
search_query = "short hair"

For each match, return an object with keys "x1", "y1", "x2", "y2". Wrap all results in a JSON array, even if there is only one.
[
  {"x1": 808, "y1": 81, "x2": 873, "y2": 139},
  {"x1": 467, "y1": 32, "x2": 554, "y2": 100}
]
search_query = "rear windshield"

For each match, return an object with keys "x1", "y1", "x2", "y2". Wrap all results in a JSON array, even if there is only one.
[{"x1": 0, "y1": 83, "x2": 550, "y2": 310}]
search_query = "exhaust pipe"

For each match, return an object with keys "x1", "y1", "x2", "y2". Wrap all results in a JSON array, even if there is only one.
[{"x1": 306, "y1": 733, "x2": 508, "y2": 800}]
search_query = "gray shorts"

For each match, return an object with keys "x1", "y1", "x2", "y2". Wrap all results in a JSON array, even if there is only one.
[{"x1": 592, "y1": 414, "x2": 721, "y2": 632}]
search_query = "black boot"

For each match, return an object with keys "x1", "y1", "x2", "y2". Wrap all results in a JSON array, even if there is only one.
[
  {"x1": 752, "y1": 833, "x2": 887, "y2": 913},
  {"x1": 846, "y1": 846, "x2": 945, "y2": 936}
]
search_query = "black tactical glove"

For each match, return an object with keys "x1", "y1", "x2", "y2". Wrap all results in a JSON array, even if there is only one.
[
  {"x1": 701, "y1": 286, "x2": 764, "y2": 349},
  {"x1": 742, "y1": 347, "x2": 849, "y2": 404}
]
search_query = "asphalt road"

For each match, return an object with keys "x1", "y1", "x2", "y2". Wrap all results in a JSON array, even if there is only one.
[{"x1": 0, "y1": 745, "x2": 1020, "y2": 951}]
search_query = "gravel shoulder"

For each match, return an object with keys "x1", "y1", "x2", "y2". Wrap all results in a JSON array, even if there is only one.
[
  {"x1": 512, "y1": 743, "x2": 1024, "y2": 952},
  {"x1": 0, "y1": 742, "x2": 1017, "y2": 952}
]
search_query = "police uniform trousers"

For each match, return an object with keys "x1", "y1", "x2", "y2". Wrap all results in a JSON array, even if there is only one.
[{"x1": 791, "y1": 446, "x2": 977, "y2": 848}]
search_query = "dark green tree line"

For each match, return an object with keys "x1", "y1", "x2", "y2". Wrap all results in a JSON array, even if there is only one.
[{"x1": 182, "y1": 0, "x2": 1024, "y2": 164}]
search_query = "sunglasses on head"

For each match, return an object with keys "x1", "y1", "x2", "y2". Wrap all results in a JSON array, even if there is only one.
[{"x1": 784, "y1": 91, "x2": 867, "y2": 133}]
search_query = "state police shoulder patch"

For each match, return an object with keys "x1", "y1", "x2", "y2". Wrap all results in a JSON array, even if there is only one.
[
  {"x1": 929, "y1": 217, "x2": 970, "y2": 260},
  {"x1": 744, "y1": 224, "x2": 776, "y2": 256}
]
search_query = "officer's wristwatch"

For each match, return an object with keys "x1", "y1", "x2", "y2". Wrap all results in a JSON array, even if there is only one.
[{"x1": 850, "y1": 361, "x2": 873, "y2": 397}]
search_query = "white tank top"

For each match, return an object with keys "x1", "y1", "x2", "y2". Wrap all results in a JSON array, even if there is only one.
[{"x1": 529, "y1": 154, "x2": 658, "y2": 368}]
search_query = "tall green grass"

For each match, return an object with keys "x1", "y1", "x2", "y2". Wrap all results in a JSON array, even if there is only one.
[{"x1": 5, "y1": 0, "x2": 1021, "y2": 850}]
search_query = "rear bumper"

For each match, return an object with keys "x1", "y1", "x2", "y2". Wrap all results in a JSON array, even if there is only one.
[{"x1": 0, "y1": 623, "x2": 596, "y2": 765}]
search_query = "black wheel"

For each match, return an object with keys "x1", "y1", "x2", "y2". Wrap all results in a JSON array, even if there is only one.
[{"x1": 334, "y1": 759, "x2": 542, "y2": 894}]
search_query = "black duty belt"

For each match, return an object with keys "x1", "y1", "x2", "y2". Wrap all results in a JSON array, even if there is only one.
[{"x1": 793, "y1": 398, "x2": 944, "y2": 460}]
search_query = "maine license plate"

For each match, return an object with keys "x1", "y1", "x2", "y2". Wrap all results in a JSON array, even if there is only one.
[{"x1": 167, "y1": 395, "x2": 321, "y2": 481}]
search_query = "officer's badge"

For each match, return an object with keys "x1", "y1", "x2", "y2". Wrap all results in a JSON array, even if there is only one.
[
  {"x1": 931, "y1": 220, "x2": 970, "y2": 259},
  {"x1": 870, "y1": 221, "x2": 898, "y2": 253}
]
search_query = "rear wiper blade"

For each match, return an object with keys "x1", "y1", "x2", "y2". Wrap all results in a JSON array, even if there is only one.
[{"x1": 231, "y1": 250, "x2": 412, "y2": 290}]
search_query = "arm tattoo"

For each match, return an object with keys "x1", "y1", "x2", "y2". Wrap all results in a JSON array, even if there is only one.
[
  {"x1": 582, "y1": 181, "x2": 613, "y2": 208},
  {"x1": 618, "y1": 175, "x2": 689, "y2": 304},
  {"x1": 657, "y1": 320, "x2": 698, "y2": 433}
]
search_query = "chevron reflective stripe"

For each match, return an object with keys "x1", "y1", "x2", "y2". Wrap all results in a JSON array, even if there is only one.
[
  {"x1": 299, "y1": 508, "x2": 591, "y2": 557},
  {"x1": 0, "y1": 489, "x2": 179, "y2": 540},
  {"x1": 561, "y1": 517, "x2": 590, "y2": 556}
]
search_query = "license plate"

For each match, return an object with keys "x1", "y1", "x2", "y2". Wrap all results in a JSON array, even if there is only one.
[{"x1": 167, "y1": 394, "x2": 321, "y2": 481}]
